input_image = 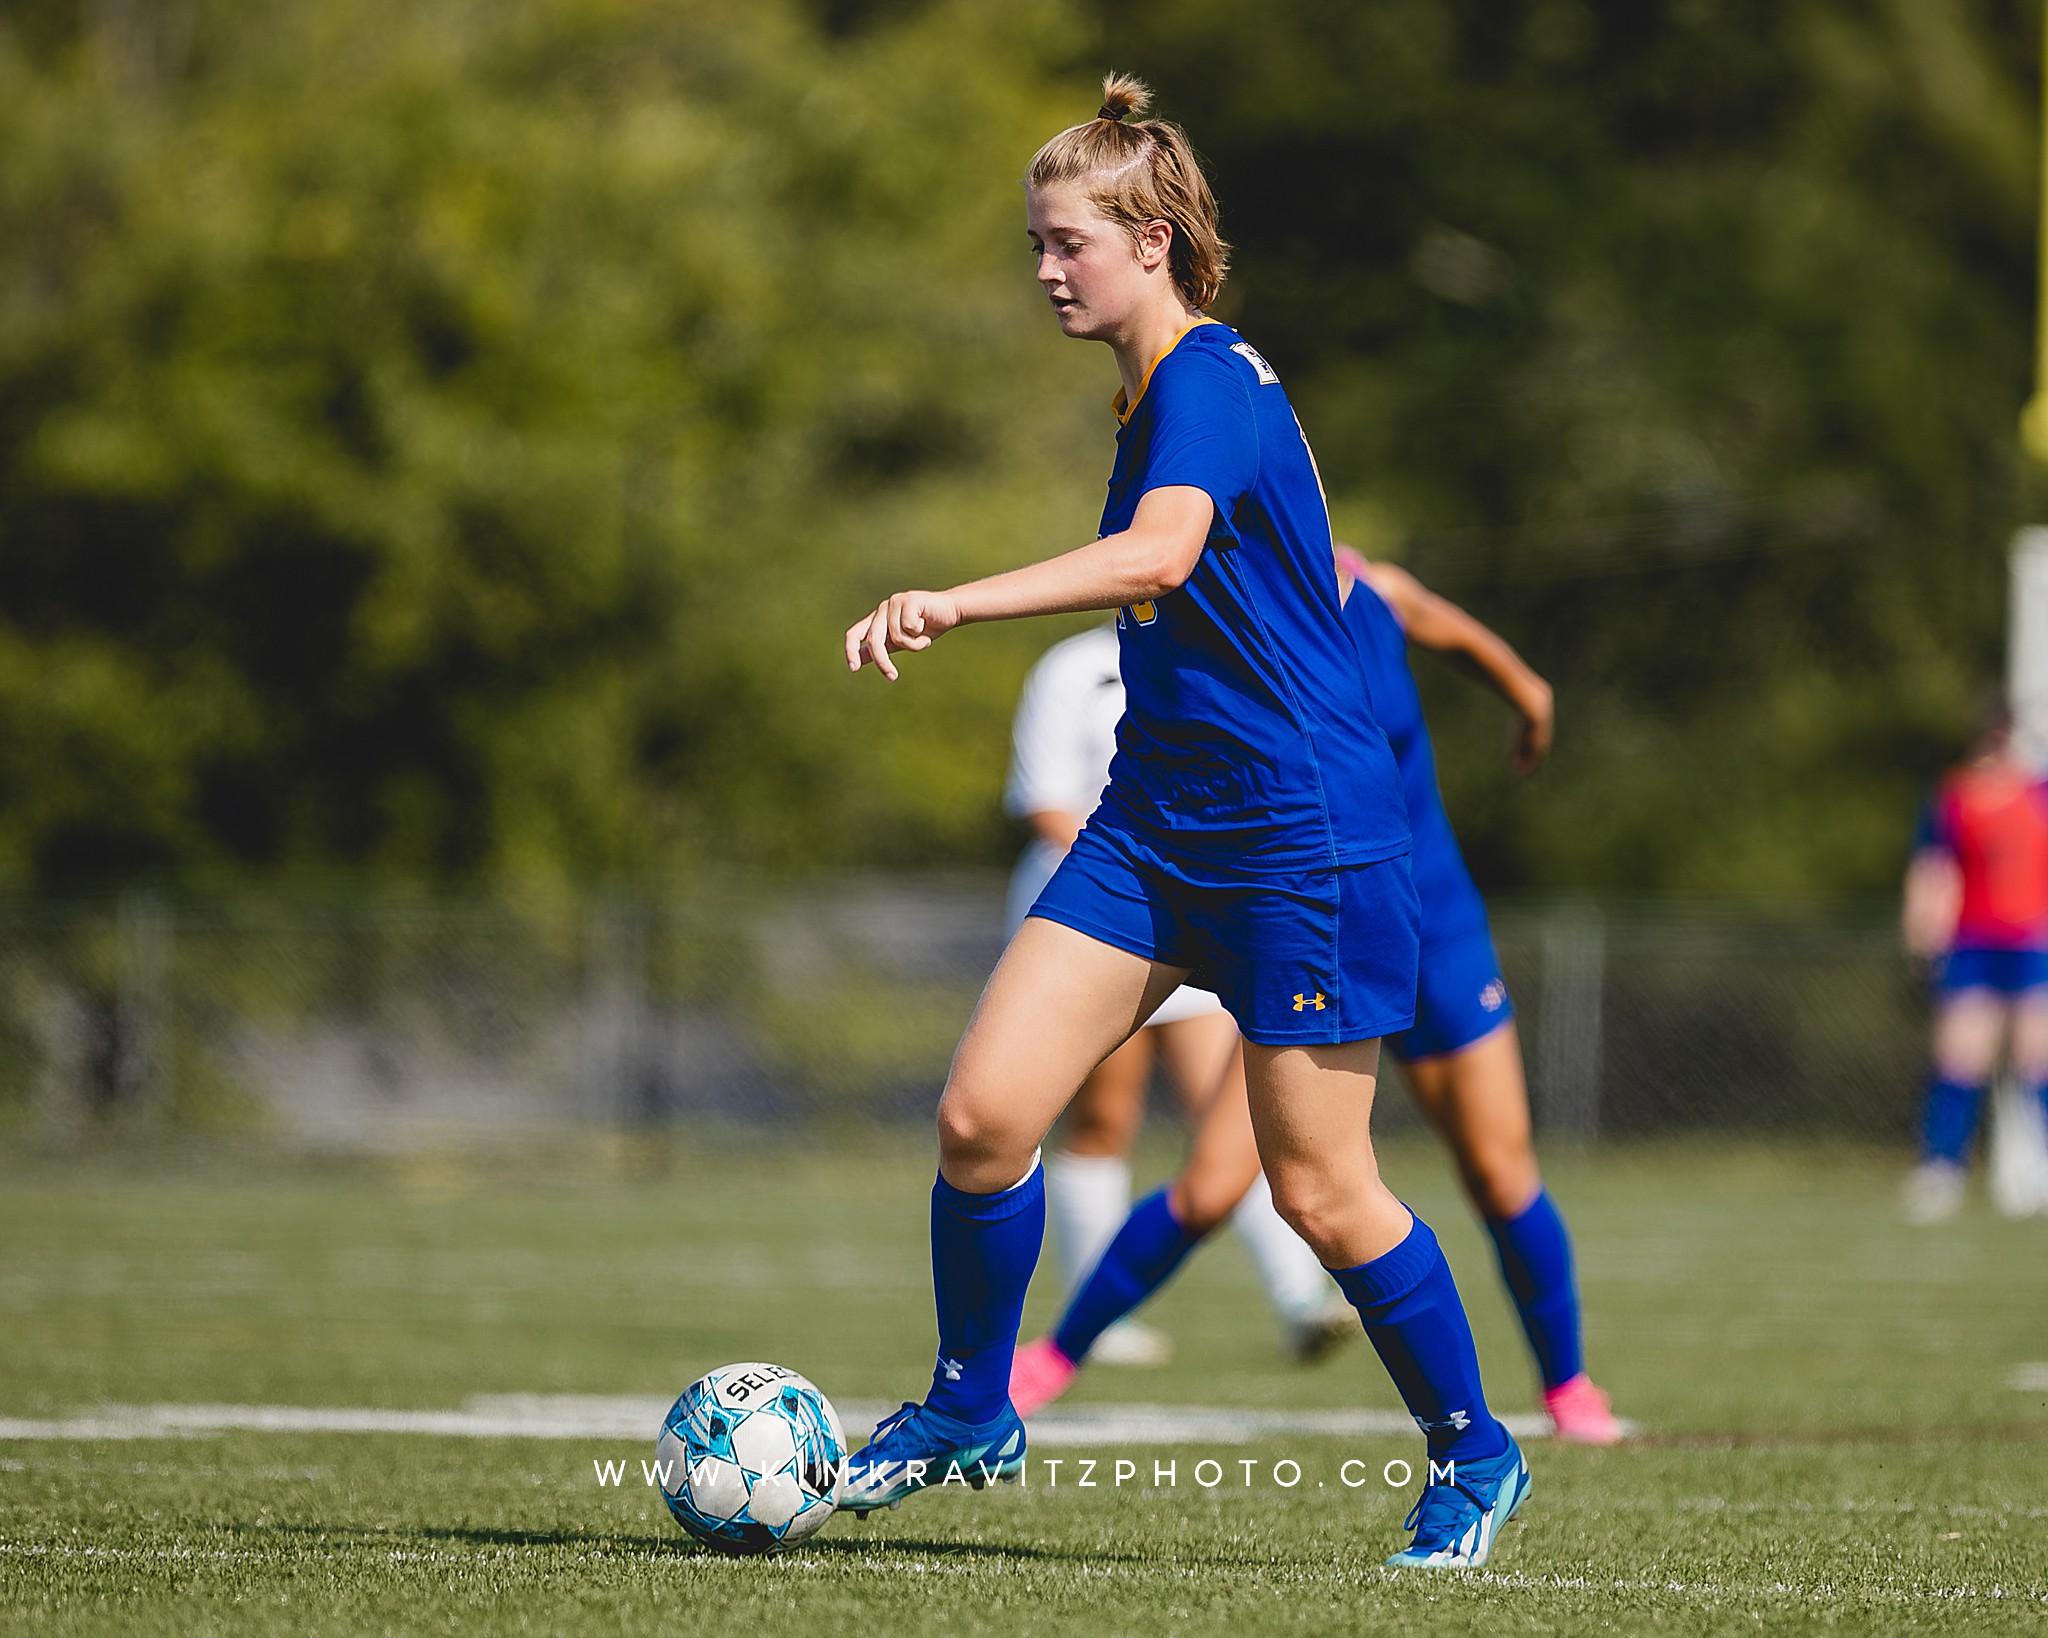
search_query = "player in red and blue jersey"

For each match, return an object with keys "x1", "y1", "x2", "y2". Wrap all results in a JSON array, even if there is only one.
[
  {"x1": 837, "y1": 75, "x2": 1529, "y2": 1568},
  {"x1": 1010, "y1": 547, "x2": 1623, "y2": 1445},
  {"x1": 1900, "y1": 701, "x2": 2048, "y2": 1221}
]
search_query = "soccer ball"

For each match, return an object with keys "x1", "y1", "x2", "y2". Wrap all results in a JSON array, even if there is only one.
[{"x1": 656, "y1": 1362, "x2": 845, "y2": 1553}]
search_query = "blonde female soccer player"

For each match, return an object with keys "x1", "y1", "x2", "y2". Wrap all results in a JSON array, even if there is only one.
[
  {"x1": 838, "y1": 76, "x2": 1530, "y2": 1569},
  {"x1": 1010, "y1": 548, "x2": 1623, "y2": 1446}
]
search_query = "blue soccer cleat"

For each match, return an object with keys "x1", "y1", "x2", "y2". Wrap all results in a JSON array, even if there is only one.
[
  {"x1": 1383, "y1": 1434, "x2": 1531, "y2": 1570},
  {"x1": 835, "y1": 1400, "x2": 1027, "y2": 1517}
]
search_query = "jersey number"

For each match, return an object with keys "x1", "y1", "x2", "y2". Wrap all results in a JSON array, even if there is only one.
[{"x1": 1118, "y1": 600, "x2": 1159, "y2": 629}]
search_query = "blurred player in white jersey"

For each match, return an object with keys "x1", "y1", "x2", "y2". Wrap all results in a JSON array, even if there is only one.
[{"x1": 1006, "y1": 623, "x2": 1355, "y2": 1363}]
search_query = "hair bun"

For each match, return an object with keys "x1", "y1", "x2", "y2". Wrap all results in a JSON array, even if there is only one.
[
  {"x1": 1027, "y1": 71, "x2": 1230, "y2": 311},
  {"x1": 1096, "y1": 71, "x2": 1152, "y2": 123}
]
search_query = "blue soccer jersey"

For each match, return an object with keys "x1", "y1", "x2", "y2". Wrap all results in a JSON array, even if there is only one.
[
  {"x1": 1093, "y1": 323, "x2": 1409, "y2": 869},
  {"x1": 1343, "y1": 580, "x2": 1491, "y2": 941}
]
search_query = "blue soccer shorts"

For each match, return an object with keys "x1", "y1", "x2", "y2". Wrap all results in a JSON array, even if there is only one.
[
  {"x1": 1388, "y1": 922, "x2": 1516, "y2": 1062},
  {"x1": 1027, "y1": 819, "x2": 1419, "y2": 1046},
  {"x1": 1936, "y1": 944, "x2": 2048, "y2": 998}
]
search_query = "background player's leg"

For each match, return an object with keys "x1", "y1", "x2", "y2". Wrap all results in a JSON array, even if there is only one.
[
  {"x1": 1402, "y1": 1023, "x2": 1539, "y2": 1220},
  {"x1": 925, "y1": 916, "x2": 1186, "y2": 1423},
  {"x1": 1012, "y1": 1029, "x2": 1271, "y2": 1413},
  {"x1": 1231, "y1": 1172, "x2": 1353, "y2": 1355},
  {"x1": 1050, "y1": 1048, "x2": 1261, "y2": 1364},
  {"x1": 1150, "y1": 1009, "x2": 1238, "y2": 1117},
  {"x1": 1056, "y1": 1013, "x2": 1211, "y2": 1368},
  {"x1": 1406, "y1": 1025, "x2": 1564, "y2": 1378},
  {"x1": 2001, "y1": 989, "x2": 2048, "y2": 1215},
  {"x1": 1245, "y1": 1039, "x2": 1507, "y2": 1468},
  {"x1": 1909, "y1": 991, "x2": 2003, "y2": 1222},
  {"x1": 1404, "y1": 1022, "x2": 1620, "y2": 1442},
  {"x1": 2006, "y1": 989, "x2": 2048, "y2": 1117},
  {"x1": 1046, "y1": 1032, "x2": 1153, "y2": 1294},
  {"x1": 1153, "y1": 1013, "x2": 1345, "y2": 1352}
]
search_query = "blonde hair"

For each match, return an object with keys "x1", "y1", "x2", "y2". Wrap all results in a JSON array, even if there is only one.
[{"x1": 1026, "y1": 73, "x2": 1230, "y2": 311}]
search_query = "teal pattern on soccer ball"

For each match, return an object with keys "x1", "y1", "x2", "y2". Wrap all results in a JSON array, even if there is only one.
[{"x1": 658, "y1": 1363, "x2": 846, "y2": 1555}]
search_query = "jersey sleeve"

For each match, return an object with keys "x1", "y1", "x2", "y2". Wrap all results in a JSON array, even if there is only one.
[
  {"x1": 1134, "y1": 349, "x2": 1259, "y2": 531},
  {"x1": 1004, "y1": 644, "x2": 1094, "y2": 818}
]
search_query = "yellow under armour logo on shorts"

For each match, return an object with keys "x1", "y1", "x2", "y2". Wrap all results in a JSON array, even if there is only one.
[{"x1": 1292, "y1": 992, "x2": 1326, "y2": 1012}]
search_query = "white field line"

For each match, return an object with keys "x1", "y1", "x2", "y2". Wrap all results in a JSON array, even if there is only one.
[
  {"x1": 2010, "y1": 1362, "x2": 2048, "y2": 1391},
  {"x1": 0, "y1": 1395, "x2": 1561, "y2": 1444}
]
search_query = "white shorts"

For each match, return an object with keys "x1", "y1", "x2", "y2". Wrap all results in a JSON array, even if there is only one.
[
  {"x1": 1006, "y1": 843, "x2": 1226, "y2": 1029},
  {"x1": 1145, "y1": 981, "x2": 1227, "y2": 1027}
]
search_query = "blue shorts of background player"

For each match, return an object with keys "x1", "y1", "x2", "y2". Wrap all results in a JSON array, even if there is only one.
[
  {"x1": 1390, "y1": 923, "x2": 1516, "y2": 1062},
  {"x1": 1030, "y1": 818, "x2": 1421, "y2": 1047},
  {"x1": 1935, "y1": 945, "x2": 2048, "y2": 997}
]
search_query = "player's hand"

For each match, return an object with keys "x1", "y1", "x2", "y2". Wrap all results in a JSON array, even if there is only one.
[
  {"x1": 1509, "y1": 679, "x2": 1554, "y2": 775},
  {"x1": 844, "y1": 590, "x2": 964, "y2": 680},
  {"x1": 1901, "y1": 855, "x2": 1960, "y2": 959}
]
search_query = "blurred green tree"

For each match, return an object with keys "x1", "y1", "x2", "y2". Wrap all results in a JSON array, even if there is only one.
[
  {"x1": 0, "y1": 0, "x2": 2037, "y2": 900},
  {"x1": 0, "y1": 0, "x2": 1108, "y2": 895}
]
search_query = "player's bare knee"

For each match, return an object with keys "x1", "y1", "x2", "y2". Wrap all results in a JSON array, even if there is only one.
[
  {"x1": 1461, "y1": 1141, "x2": 1539, "y2": 1219},
  {"x1": 1933, "y1": 1047, "x2": 1998, "y2": 1085},
  {"x1": 935, "y1": 1091, "x2": 1029, "y2": 1181},
  {"x1": 1061, "y1": 1101, "x2": 1138, "y2": 1156},
  {"x1": 1169, "y1": 1175, "x2": 1234, "y2": 1235},
  {"x1": 1281, "y1": 1208, "x2": 1350, "y2": 1268},
  {"x1": 1264, "y1": 1176, "x2": 1349, "y2": 1264},
  {"x1": 1932, "y1": 1006, "x2": 2002, "y2": 1083},
  {"x1": 2009, "y1": 1017, "x2": 2048, "y2": 1082},
  {"x1": 1468, "y1": 1168, "x2": 1539, "y2": 1221}
]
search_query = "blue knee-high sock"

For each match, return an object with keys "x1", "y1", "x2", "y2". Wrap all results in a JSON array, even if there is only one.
[
  {"x1": 1484, "y1": 1189, "x2": 1584, "y2": 1391},
  {"x1": 926, "y1": 1164, "x2": 1045, "y2": 1424},
  {"x1": 1920, "y1": 1076, "x2": 1984, "y2": 1165},
  {"x1": 1331, "y1": 1213, "x2": 1507, "y2": 1467},
  {"x1": 1053, "y1": 1187, "x2": 1208, "y2": 1364}
]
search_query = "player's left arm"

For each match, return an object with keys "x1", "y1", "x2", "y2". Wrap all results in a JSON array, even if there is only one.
[
  {"x1": 1360, "y1": 562, "x2": 1554, "y2": 775},
  {"x1": 843, "y1": 487, "x2": 1211, "y2": 680}
]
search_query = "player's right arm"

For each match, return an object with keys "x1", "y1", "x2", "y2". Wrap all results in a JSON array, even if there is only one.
[
  {"x1": 1901, "y1": 797, "x2": 1960, "y2": 959},
  {"x1": 1357, "y1": 560, "x2": 1555, "y2": 775},
  {"x1": 844, "y1": 488, "x2": 1212, "y2": 680}
]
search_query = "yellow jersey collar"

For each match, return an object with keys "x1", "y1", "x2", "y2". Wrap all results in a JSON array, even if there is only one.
[{"x1": 1112, "y1": 317, "x2": 1221, "y2": 426}]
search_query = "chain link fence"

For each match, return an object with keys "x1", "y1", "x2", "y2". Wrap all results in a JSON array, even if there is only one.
[{"x1": 0, "y1": 883, "x2": 1926, "y2": 1153}]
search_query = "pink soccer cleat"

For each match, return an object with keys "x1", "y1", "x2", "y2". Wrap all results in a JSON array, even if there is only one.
[
  {"x1": 1543, "y1": 1372, "x2": 1624, "y2": 1445},
  {"x1": 1008, "y1": 1336, "x2": 1078, "y2": 1418}
]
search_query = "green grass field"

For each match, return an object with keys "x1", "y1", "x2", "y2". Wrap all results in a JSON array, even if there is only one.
[{"x1": 4, "y1": 1136, "x2": 2047, "y2": 1635}]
